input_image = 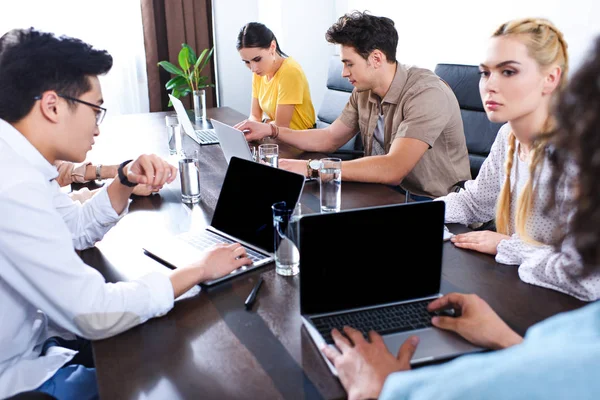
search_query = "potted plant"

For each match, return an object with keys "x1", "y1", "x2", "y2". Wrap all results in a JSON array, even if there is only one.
[{"x1": 158, "y1": 43, "x2": 214, "y2": 122}]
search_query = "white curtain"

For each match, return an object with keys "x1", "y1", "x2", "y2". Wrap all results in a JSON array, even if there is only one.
[{"x1": 0, "y1": 0, "x2": 149, "y2": 116}]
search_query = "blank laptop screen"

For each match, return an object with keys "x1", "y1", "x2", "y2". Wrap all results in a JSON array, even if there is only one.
[
  {"x1": 210, "y1": 156, "x2": 305, "y2": 253},
  {"x1": 299, "y1": 201, "x2": 445, "y2": 315}
]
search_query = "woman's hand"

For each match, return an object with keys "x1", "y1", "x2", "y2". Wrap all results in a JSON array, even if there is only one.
[
  {"x1": 428, "y1": 293, "x2": 523, "y2": 350},
  {"x1": 450, "y1": 230, "x2": 510, "y2": 255}
]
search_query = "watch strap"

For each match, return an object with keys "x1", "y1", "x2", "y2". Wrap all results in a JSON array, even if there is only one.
[
  {"x1": 95, "y1": 164, "x2": 102, "y2": 181},
  {"x1": 117, "y1": 159, "x2": 137, "y2": 187}
]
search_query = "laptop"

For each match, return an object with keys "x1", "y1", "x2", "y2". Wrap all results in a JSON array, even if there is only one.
[
  {"x1": 168, "y1": 94, "x2": 219, "y2": 145},
  {"x1": 143, "y1": 156, "x2": 305, "y2": 285},
  {"x1": 210, "y1": 119, "x2": 254, "y2": 164},
  {"x1": 299, "y1": 201, "x2": 483, "y2": 375}
]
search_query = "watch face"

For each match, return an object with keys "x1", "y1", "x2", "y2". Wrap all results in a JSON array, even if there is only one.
[{"x1": 309, "y1": 159, "x2": 322, "y2": 170}]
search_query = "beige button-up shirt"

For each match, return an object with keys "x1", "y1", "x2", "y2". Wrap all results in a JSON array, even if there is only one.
[{"x1": 339, "y1": 63, "x2": 471, "y2": 198}]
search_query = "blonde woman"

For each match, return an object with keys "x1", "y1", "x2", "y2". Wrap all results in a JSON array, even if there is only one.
[{"x1": 437, "y1": 18, "x2": 599, "y2": 301}]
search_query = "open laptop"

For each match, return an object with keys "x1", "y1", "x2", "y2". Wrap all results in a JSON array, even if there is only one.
[
  {"x1": 210, "y1": 119, "x2": 254, "y2": 164},
  {"x1": 168, "y1": 94, "x2": 219, "y2": 145},
  {"x1": 299, "y1": 201, "x2": 483, "y2": 375},
  {"x1": 143, "y1": 156, "x2": 305, "y2": 285}
]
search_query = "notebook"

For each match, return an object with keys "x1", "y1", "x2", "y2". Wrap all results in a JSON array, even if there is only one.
[
  {"x1": 299, "y1": 201, "x2": 483, "y2": 376},
  {"x1": 168, "y1": 94, "x2": 219, "y2": 145},
  {"x1": 210, "y1": 119, "x2": 254, "y2": 164},
  {"x1": 143, "y1": 156, "x2": 305, "y2": 285}
]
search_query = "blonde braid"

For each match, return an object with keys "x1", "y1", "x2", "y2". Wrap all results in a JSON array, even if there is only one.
[{"x1": 495, "y1": 132, "x2": 516, "y2": 235}]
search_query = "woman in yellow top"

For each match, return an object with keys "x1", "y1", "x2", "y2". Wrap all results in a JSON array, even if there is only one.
[{"x1": 236, "y1": 22, "x2": 315, "y2": 130}]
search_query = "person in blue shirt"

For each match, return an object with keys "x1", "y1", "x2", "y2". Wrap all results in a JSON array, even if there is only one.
[{"x1": 322, "y1": 27, "x2": 600, "y2": 400}]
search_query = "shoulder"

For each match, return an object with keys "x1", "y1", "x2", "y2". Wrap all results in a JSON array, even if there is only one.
[
  {"x1": 495, "y1": 123, "x2": 512, "y2": 144},
  {"x1": 0, "y1": 142, "x2": 47, "y2": 194},
  {"x1": 279, "y1": 58, "x2": 307, "y2": 79},
  {"x1": 404, "y1": 65, "x2": 451, "y2": 95},
  {"x1": 401, "y1": 66, "x2": 459, "y2": 111}
]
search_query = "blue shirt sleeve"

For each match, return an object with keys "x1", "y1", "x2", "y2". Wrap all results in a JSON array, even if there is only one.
[{"x1": 380, "y1": 302, "x2": 600, "y2": 399}]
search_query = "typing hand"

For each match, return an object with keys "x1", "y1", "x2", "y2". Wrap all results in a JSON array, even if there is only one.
[
  {"x1": 125, "y1": 154, "x2": 177, "y2": 189},
  {"x1": 233, "y1": 120, "x2": 271, "y2": 142},
  {"x1": 428, "y1": 293, "x2": 523, "y2": 350},
  {"x1": 195, "y1": 243, "x2": 253, "y2": 282},
  {"x1": 322, "y1": 326, "x2": 418, "y2": 400}
]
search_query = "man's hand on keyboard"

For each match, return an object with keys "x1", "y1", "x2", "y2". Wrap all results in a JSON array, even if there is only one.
[
  {"x1": 321, "y1": 326, "x2": 419, "y2": 400},
  {"x1": 169, "y1": 243, "x2": 252, "y2": 298},
  {"x1": 195, "y1": 243, "x2": 253, "y2": 282},
  {"x1": 428, "y1": 293, "x2": 523, "y2": 350}
]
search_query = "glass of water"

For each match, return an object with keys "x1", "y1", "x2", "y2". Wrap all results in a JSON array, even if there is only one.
[
  {"x1": 165, "y1": 114, "x2": 181, "y2": 156},
  {"x1": 319, "y1": 157, "x2": 342, "y2": 213},
  {"x1": 272, "y1": 201, "x2": 301, "y2": 276},
  {"x1": 258, "y1": 143, "x2": 279, "y2": 168},
  {"x1": 179, "y1": 150, "x2": 201, "y2": 204}
]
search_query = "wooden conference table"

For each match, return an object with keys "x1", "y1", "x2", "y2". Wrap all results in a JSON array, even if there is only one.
[{"x1": 81, "y1": 107, "x2": 585, "y2": 400}]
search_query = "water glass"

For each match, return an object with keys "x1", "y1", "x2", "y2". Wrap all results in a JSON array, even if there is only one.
[
  {"x1": 272, "y1": 201, "x2": 301, "y2": 276},
  {"x1": 179, "y1": 152, "x2": 201, "y2": 204},
  {"x1": 319, "y1": 157, "x2": 342, "y2": 213},
  {"x1": 258, "y1": 144, "x2": 279, "y2": 168},
  {"x1": 165, "y1": 114, "x2": 181, "y2": 155}
]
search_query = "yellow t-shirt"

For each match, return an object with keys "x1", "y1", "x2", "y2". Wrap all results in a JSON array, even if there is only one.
[{"x1": 252, "y1": 57, "x2": 316, "y2": 130}]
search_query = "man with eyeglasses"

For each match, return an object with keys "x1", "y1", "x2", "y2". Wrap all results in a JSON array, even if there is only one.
[{"x1": 0, "y1": 28, "x2": 251, "y2": 399}]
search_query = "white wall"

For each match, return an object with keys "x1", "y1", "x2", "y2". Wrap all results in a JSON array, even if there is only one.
[
  {"x1": 213, "y1": 0, "x2": 259, "y2": 115},
  {"x1": 344, "y1": 0, "x2": 600, "y2": 75},
  {"x1": 0, "y1": 0, "x2": 149, "y2": 116},
  {"x1": 214, "y1": 0, "x2": 600, "y2": 117}
]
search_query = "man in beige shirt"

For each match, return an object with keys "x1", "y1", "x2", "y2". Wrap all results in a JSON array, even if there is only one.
[{"x1": 237, "y1": 11, "x2": 471, "y2": 199}]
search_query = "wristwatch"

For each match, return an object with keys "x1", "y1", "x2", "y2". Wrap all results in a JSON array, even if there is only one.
[
  {"x1": 306, "y1": 159, "x2": 322, "y2": 179},
  {"x1": 95, "y1": 164, "x2": 103, "y2": 181},
  {"x1": 117, "y1": 159, "x2": 137, "y2": 187}
]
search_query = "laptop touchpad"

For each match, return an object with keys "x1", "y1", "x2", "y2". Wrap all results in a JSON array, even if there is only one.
[{"x1": 383, "y1": 328, "x2": 481, "y2": 364}]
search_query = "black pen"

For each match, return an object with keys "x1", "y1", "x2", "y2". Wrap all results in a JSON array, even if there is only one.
[{"x1": 244, "y1": 277, "x2": 264, "y2": 309}]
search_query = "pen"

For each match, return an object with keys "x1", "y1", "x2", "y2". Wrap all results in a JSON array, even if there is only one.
[{"x1": 244, "y1": 277, "x2": 264, "y2": 309}]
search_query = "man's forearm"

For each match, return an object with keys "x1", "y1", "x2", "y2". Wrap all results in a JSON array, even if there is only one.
[
  {"x1": 341, "y1": 155, "x2": 409, "y2": 186},
  {"x1": 276, "y1": 126, "x2": 336, "y2": 152}
]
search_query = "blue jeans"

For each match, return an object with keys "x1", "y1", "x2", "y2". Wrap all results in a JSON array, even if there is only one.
[
  {"x1": 393, "y1": 186, "x2": 434, "y2": 203},
  {"x1": 35, "y1": 337, "x2": 99, "y2": 400}
]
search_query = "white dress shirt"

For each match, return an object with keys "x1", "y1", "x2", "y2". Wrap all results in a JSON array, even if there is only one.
[
  {"x1": 0, "y1": 119, "x2": 175, "y2": 397},
  {"x1": 437, "y1": 123, "x2": 600, "y2": 301}
]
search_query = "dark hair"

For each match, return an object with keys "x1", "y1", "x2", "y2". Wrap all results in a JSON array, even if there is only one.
[
  {"x1": 325, "y1": 11, "x2": 398, "y2": 62},
  {"x1": 548, "y1": 35, "x2": 600, "y2": 270},
  {"x1": 0, "y1": 27, "x2": 113, "y2": 123},
  {"x1": 236, "y1": 22, "x2": 287, "y2": 57}
]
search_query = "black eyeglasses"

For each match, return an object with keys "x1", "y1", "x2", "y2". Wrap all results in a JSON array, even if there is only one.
[{"x1": 34, "y1": 94, "x2": 107, "y2": 125}]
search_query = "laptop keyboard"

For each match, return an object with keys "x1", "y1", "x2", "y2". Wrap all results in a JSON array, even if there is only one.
[
  {"x1": 311, "y1": 300, "x2": 435, "y2": 344},
  {"x1": 178, "y1": 230, "x2": 266, "y2": 263},
  {"x1": 194, "y1": 129, "x2": 219, "y2": 145}
]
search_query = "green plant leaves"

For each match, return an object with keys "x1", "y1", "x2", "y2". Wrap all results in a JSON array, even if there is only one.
[
  {"x1": 194, "y1": 47, "x2": 214, "y2": 74},
  {"x1": 166, "y1": 76, "x2": 188, "y2": 91},
  {"x1": 178, "y1": 46, "x2": 190, "y2": 71},
  {"x1": 159, "y1": 43, "x2": 214, "y2": 105},
  {"x1": 182, "y1": 43, "x2": 197, "y2": 65},
  {"x1": 157, "y1": 61, "x2": 184, "y2": 76}
]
